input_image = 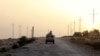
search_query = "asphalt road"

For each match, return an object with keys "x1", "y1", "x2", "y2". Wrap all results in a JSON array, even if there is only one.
[{"x1": 1, "y1": 37, "x2": 100, "y2": 56}]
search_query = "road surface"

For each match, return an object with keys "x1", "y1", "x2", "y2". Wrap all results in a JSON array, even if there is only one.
[{"x1": 1, "y1": 37, "x2": 100, "y2": 56}]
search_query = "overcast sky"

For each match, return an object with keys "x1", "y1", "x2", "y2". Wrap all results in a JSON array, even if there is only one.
[{"x1": 0, "y1": 0, "x2": 100, "y2": 39}]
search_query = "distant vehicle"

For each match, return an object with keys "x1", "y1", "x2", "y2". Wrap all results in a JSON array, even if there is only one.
[{"x1": 45, "y1": 31, "x2": 55, "y2": 44}]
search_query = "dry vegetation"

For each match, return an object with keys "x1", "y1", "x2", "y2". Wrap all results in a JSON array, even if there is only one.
[{"x1": 71, "y1": 29, "x2": 100, "y2": 49}]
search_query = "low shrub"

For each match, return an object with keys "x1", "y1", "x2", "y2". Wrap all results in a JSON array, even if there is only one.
[
  {"x1": 6, "y1": 54, "x2": 12, "y2": 56},
  {"x1": 92, "y1": 42, "x2": 100, "y2": 49},
  {"x1": 0, "y1": 47, "x2": 7, "y2": 52},
  {"x1": 12, "y1": 44, "x2": 19, "y2": 49},
  {"x1": 18, "y1": 36, "x2": 28, "y2": 46},
  {"x1": 17, "y1": 36, "x2": 35, "y2": 47}
]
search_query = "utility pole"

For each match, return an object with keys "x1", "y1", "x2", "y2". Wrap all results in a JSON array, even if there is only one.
[
  {"x1": 12, "y1": 23, "x2": 14, "y2": 38},
  {"x1": 19, "y1": 25, "x2": 21, "y2": 37},
  {"x1": 32, "y1": 26, "x2": 34, "y2": 38},
  {"x1": 74, "y1": 21, "x2": 75, "y2": 33},
  {"x1": 27, "y1": 26, "x2": 28, "y2": 37},
  {"x1": 70, "y1": 24, "x2": 72, "y2": 35},
  {"x1": 92, "y1": 8, "x2": 95, "y2": 29},
  {"x1": 79, "y1": 17, "x2": 81, "y2": 32},
  {"x1": 68, "y1": 25, "x2": 69, "y2": 36}
]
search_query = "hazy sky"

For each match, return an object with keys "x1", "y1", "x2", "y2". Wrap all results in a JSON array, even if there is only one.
[{"x1": 0, "y1": 0, "x2": 100, "y2": 39}]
